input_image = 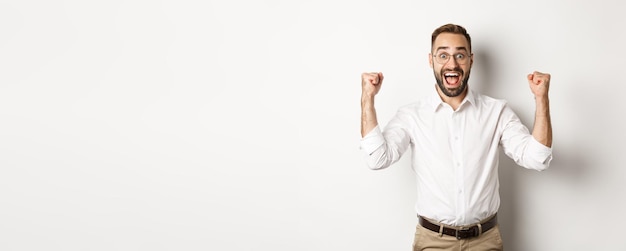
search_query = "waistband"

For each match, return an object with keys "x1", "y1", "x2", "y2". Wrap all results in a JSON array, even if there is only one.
[{"x1": 418, "y1": 214, "x2": 498, "y2": 240}]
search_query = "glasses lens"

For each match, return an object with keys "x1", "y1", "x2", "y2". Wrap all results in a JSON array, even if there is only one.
[
  {"x1": 455, "y1": 54, "x2": 467, "y2": 64},
  {"x1": 436, "y1": 53, "x2": 448, "y2": 64},
  {"x1": 435, "y1": 53, "x2": 468, "y2": 64}
]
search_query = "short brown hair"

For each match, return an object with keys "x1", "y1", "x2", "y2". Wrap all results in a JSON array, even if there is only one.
[{"x1": 431, "y1": 24, "x2": 472, "y2": 52}]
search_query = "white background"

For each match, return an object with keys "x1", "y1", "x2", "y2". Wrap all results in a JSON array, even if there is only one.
[{"x1": 1, "y1": 0, "x2": 625, "y2": 250}]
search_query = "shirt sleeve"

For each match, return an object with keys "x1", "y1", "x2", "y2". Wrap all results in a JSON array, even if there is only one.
[
  {"x1": 359, "y1": 110, "x2": 412, "y2": 170},
  {"x1": 525, "y1": 136, "x2": 553, "y2": 166},
  {"x1": 499, "y1": 105, "x2": 553, "y2": 171},
  {"x1": 360, "y1": 125, "x2": 385, "y2": 155}
]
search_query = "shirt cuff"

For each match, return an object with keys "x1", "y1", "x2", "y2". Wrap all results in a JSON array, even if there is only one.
[
  {"x1": 360, "y1": 125, "x2": 385, "y2": 155},
  {"x1": 527, "y1": 137, "x2": 553, "y2": 164}
]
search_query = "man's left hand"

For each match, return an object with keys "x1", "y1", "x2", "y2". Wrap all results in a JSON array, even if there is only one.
[{"x1": 527, "y1": 71, "x2": 550, "y2": 98}]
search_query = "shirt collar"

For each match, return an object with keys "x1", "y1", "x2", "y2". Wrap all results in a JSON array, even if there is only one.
[{"x1": 429, "y1": 85, "x2": 477, "y2": 112}]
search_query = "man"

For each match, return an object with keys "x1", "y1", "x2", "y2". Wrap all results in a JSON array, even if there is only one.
[{"x1": 359, "y1": 24, "x2": 553, "y2": 250}]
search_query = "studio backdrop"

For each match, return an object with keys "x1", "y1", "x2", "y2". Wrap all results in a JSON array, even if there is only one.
[{"x1": 1, "y1": 1, "x2": 625, "y2": 250}]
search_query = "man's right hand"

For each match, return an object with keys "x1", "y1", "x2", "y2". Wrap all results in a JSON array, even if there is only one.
[{"x1": 361, "y1": 72, "x2": 384, "y2": 98}]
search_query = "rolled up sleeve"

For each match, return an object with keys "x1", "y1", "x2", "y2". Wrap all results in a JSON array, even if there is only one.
[
  {"x1": 359, "y1": 111, "x2": 411, "y2": 170},
  {"x1": 523, "y1": 137, "x2": 553, "y2": 171},
  {"x1": 360, "y1": 126, "x2": 385, "y2": 155},
  {"x1": 500, "y1": 105, "x2": 553, "y2": 171}
]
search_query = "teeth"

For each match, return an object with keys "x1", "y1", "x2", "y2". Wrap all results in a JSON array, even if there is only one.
[{"x1": 444, "y1": 73, "x2": 459, "y2": 77}]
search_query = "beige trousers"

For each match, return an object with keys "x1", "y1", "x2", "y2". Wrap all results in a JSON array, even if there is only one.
[{"x1": 412, "y1": 223, "x2": 504, "y2": 251}]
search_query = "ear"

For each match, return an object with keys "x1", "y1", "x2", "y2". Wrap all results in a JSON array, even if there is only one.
[
  {"x1": 429, "y1": 53, "x2": 433, "y2": 69},
  {"x1": 470, "y1": 53, "x2": 474, "y2": 67}
]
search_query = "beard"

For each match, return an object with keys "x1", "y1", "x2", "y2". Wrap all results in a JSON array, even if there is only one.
[{"x1": 434, "y1": 67, "x2": 471, "y2": 97}]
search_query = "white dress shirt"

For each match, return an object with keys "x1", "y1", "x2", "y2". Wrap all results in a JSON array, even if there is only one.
[{"x1": 360, "y1": 87, "x2": 552, "y2": 226}]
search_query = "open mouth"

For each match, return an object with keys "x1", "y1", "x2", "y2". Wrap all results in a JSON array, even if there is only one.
[{"x1": 443, "y1": 72, "x2": 461, "y2": 86}]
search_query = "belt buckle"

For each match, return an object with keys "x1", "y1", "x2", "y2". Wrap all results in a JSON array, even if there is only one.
[{"x1": 455, "y1": 226, "x2": 474, "y2": 240}]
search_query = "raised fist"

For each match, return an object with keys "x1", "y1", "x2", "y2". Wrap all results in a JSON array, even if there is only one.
[
  {"x1": 527, "y1": 71, "x2": 550, "y2": 98},
  {"x1": 361, "y1": 72, "x2": 384, "y2": 98}
]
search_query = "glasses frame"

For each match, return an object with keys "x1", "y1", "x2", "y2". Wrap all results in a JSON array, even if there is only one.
[{"x1": 432, "y1": 52, "x2": 472, "y2": 65}]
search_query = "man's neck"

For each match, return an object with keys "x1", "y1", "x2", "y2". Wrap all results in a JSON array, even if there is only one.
[{"x1": 436, "y1": 86, "x2": 468, "y2": 111}]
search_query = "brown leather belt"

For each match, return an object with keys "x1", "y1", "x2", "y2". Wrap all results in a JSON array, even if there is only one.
[{"x1": 418, "y1": 214, "x2": 498, "y2": 240}]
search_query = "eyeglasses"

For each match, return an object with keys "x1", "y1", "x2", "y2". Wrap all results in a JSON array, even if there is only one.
[{"x1": 432, "y1": 52, "x2": 471, "y2": 65}]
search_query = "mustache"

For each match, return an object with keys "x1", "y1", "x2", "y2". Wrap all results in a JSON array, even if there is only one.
[{"x1": 441, "y1": 67, "x2": 464, "y2": 75}]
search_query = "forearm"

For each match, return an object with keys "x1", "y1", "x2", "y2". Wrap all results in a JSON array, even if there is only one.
[
  {"x1": 361, "y1": 95, "x2": 379, "y2": 137},
  {"x1": 532, "y1": 96, "x2": 552, "y2": 147}
]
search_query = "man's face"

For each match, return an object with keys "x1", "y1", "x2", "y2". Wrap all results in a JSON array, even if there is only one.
[{"x1": 429, "y1": 33, "x2": 473, "y2": 97}]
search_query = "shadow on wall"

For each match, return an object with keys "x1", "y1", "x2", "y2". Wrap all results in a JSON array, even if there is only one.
[
  {"x1": 498, "y1": 142, "x2": 588, "y2": 251},
  {"x1": 473, "y1": 48, "x2": 589, "y2": 250}
]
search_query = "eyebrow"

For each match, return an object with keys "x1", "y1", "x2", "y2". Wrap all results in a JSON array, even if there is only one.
[{"x1": 435, "y1": 46, "x2": 468, "y2": 52}]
